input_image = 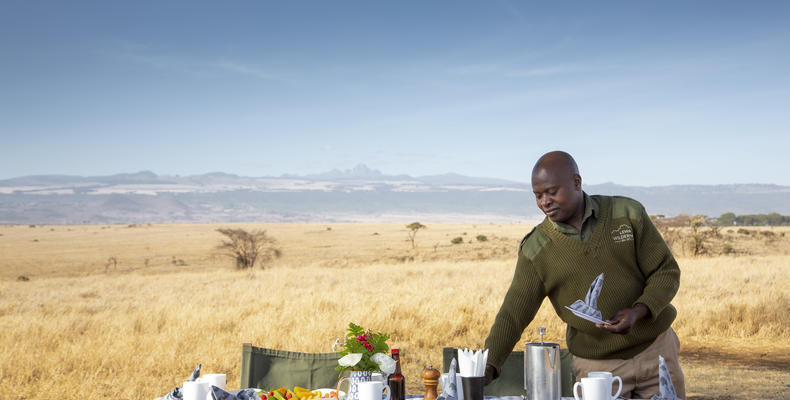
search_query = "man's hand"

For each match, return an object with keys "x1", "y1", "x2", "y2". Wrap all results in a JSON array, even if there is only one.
[
  {"x1": 484, "y1": 364, "x2": 497, "y2": 386},
  {"x1": 596, "y1": 303, "x2": 650, "y2": 334}
]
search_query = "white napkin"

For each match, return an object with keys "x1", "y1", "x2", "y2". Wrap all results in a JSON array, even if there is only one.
[
  {"x1": 565, "y1": 273, "x2": 610, "y2": 325},
  {"x1": 650, "y1": 355, "x2": 682, "y2": 400},
  {"x1": 457, "y1": 348, "x2": 488, "y2": 377}
]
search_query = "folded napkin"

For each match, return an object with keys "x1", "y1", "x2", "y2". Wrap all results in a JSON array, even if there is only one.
[
  {"x1": 457, "y1": 348, "x2": 487, "y2": 377},
  {"x1": 437, "y1": 358, "x2": 458, "y2": 400},
  {"x1": 650, "y1": 356, "x2": 682, "y2": 400},
  {"x1": 210, "y1": 386, "x2": 260, "y2": 400},
  {"x1": 565, "y1": 273, "x2": 607, "y2": 324},
  {"x1": 156, "y1": 364, "x2": 202, "y2": 400}
]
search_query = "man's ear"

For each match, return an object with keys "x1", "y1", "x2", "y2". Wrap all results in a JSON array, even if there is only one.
[{"x1": 573, "y1": 174, "x2": 582, "y2": 190}]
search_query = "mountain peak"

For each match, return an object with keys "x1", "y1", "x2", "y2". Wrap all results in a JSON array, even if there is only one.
[{"x1": 305, "y1": 164, "x2": 384, "y2": 180}]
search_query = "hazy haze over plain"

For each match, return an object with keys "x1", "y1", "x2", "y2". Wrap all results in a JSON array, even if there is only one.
[{"x1": 1, "y1": 1, "x2": 789, "y2": 185}]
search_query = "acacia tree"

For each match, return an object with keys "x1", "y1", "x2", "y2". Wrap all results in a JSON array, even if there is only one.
[
  {"x1": 406, "y1": 222, "x2": 426, "y2": 249},
  {"x1": 216, "y1": 228, "x2": 281, "y2": 269}
]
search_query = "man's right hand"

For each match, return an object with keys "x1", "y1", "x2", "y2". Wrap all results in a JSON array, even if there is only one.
[{"x1": 484, "y1": 365, "x2": 497, "y2": 386}]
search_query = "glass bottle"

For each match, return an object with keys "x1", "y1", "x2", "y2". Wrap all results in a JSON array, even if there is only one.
[{"x1": 387, "y1": 348, "x2": 405, "y2": 400}]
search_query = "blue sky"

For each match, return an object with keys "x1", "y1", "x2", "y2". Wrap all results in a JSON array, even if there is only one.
[{"x1": 1, "y1": 1, "x2": 789, "y2": 185}]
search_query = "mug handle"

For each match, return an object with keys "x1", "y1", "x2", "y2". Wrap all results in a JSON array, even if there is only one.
[
  {"x1": 612, "y1": 376, "x2": 623, "y2": 400},
  {"x1": 337, "y1": 377, "x2": 348, "y2": 399},
  {"x1": 573, "y1": 382, "x2": 582, "y2": 400},
  {"x1": 382, "y1": 385, "x2": 391, "y2": 400}
]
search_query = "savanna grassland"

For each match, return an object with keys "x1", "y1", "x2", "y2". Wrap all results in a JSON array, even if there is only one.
[{"x1": 1, "y1": 223, "x2": 788, "y2": 400}]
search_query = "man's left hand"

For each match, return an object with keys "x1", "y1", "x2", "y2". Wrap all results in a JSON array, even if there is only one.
[{"x1": 596, "y1": 303, "x2": 650, "y2": 334}]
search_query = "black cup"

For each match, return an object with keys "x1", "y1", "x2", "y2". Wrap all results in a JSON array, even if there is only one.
[{"x1": 461, "y1": 376, "x2": 485, "y2": 400}]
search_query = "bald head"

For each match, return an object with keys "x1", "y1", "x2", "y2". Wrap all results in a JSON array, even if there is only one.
[
  {"x1": 532, "y1": 151, "x2": 579, "y2": 181},
  {"x1": 531, "y1": 151, "x2": 585, "y2": 226}
]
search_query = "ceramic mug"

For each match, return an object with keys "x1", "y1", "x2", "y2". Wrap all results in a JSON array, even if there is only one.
[
  {"x1": 573, "y1": 376, "x2": 622, "y2": 400},
  {"x1": 183, "y1": 381, "x2": 210, "y2": 400},
  {"x1": 371, "y1": 372, "x2": 386, "y2": 383},
  {"x1": 587, "y1": 372, "x2": 622, "y2": 397},
  {"x1": 201, "y1": 373, "x2": 227, "y2": 390},
  {"x1": 371, "y1": 373, "x2": 388, "y2": 400},
  {"x1": 356, "y1": 381, "x2": 391, "y2": 400}
]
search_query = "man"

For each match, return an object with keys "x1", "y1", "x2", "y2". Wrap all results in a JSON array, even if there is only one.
[{"x1": 483, "y1": 151, "x2": 685, "y2": 399}]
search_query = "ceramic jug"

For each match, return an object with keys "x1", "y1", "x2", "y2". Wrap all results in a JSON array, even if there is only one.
[{"x1": 338, "y1": 370, "x2": 373, "y2": 400}]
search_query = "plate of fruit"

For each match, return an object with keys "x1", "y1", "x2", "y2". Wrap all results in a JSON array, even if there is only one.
[{"x1": 256, "y1": 387, "x2": 345, "y2": 400}]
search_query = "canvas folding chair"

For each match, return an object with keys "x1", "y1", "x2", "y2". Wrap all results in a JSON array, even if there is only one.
[{"x1": 240, "y1": 344, "x2": 342, "y2": 390}]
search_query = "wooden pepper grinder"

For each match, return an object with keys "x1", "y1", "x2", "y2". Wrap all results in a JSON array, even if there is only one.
[{"x1": 423, "y1": 364, "x2": 440, "y2": 400}]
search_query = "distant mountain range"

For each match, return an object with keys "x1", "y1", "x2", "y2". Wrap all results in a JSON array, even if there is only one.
[{"x1": 1, "y1": 165, "x2": 788, "y2": 224}]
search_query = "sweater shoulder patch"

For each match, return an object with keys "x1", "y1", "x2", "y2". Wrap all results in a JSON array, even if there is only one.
[
  {"x1": 520, "y1": 226, "x2": 551, "y2": 261},
  {"x1": 608, "y1": 195, "x2": 645, "y2": 221}
]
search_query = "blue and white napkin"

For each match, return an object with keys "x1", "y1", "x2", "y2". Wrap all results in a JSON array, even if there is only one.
[
  {"x1": 210, "y1": 386, "x2": 261, "y2": 400},
  {"x1": 565, "y1": 273, "x2": 609, "y2": 325},
  {"x1": 439, "y1": 358, "x2": 459, "y2": 400},
  {"x1": 651, "y1": 355, "x2": 682, "y2": 400}
]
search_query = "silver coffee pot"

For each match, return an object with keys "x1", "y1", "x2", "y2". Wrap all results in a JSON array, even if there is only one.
[{"x1": 523, "y1": 328, "x2": 561, "y2": 400}]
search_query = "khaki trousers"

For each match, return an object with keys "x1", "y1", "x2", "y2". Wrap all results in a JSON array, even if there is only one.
[{"x1": 572, "y1": 328, "x2": 685, "y2": 400}]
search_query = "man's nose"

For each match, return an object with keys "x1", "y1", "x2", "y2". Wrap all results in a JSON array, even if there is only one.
[{"x1": 540, "y1": 196, "x2": 552, "y2": 208}]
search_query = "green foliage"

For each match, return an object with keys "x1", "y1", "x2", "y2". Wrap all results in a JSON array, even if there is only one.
[
  {"x1": 450, "y1": 237, "x2": 463, "y2": 245},
  {"x1": 717, "y1": 212, "x2": 790, "y2": 226},
  {"x1": 476, "y1": 234, "x2": 488, "y2": 242},
  {"x1": 718, "y1": 212, "x2": 736, "y2": 226},
  {"x1": 336, "y1": 322, "x2": 391, "y2": 375}
]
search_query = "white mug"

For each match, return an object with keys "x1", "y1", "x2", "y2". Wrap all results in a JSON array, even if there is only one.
[
  {"x1": 183, "y1": 381, "x2": 210, "y2": 400},
  {"x1": 573, "y1": 376, "x2": 622, "y2": 400},
  {"x1": 357, "y1": 381, "x2": 391, "y2": 400},
  {"x1": 587, "y1": 372, "x2": 622, "y2": 397},
  {"x1": 440, "y1": 373, "x2": 464, "y2": 400},
  {"x1": 200, "y1": 373, "x2": 227, "y2": 390},
  {"x1": 371, "y1": 373, "x2": 388, "y2": 400}
]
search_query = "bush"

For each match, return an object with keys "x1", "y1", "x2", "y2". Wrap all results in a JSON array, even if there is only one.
[
  {"x1": 216, "y1": 228, "x2": 281, "y2": 269},
  {"x1": 17, "y1": 275, "x2": 29, "y2": 281},
  {"x1": 476, "y1": 235, "x2": 488, "y2": 242},
  {"x1": 450, "y1": 237, "x2": 463, "y2": 245}
]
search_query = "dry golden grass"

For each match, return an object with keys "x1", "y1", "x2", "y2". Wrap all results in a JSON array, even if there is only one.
[{"x1": 1, "y1": 223, "x2": 788, "y2": 400}]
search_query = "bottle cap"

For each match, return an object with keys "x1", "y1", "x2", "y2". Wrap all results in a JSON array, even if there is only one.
[{"x1": 391, "y1": 348, "x2": 400, "y2": 355}]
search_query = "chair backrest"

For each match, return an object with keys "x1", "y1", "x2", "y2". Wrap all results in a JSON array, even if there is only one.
[
  {"x1": 241, "y1": 344, "x2": 342, "y2": 390},
  {"x1": 441, "y1": 347, "x2": 575, "y2": 397}
]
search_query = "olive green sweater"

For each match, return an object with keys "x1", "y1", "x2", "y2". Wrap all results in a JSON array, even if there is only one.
[{"x1": 484, "y1": 195, "x2": 680, "y2": 373}]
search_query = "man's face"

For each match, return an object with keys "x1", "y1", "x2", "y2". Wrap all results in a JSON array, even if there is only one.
[{"x1": 531, "y1": 168, "x2": 583, "y2": 223}]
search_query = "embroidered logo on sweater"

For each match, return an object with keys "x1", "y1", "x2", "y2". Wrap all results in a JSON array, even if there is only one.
[{"x1": 611, "y1": 224, "x2": 634, "y2": 243}]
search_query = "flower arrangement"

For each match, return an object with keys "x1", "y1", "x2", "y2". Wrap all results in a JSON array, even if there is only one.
[{"x1": 336, "y1": 322, "x2": 396, "y2": 375}]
